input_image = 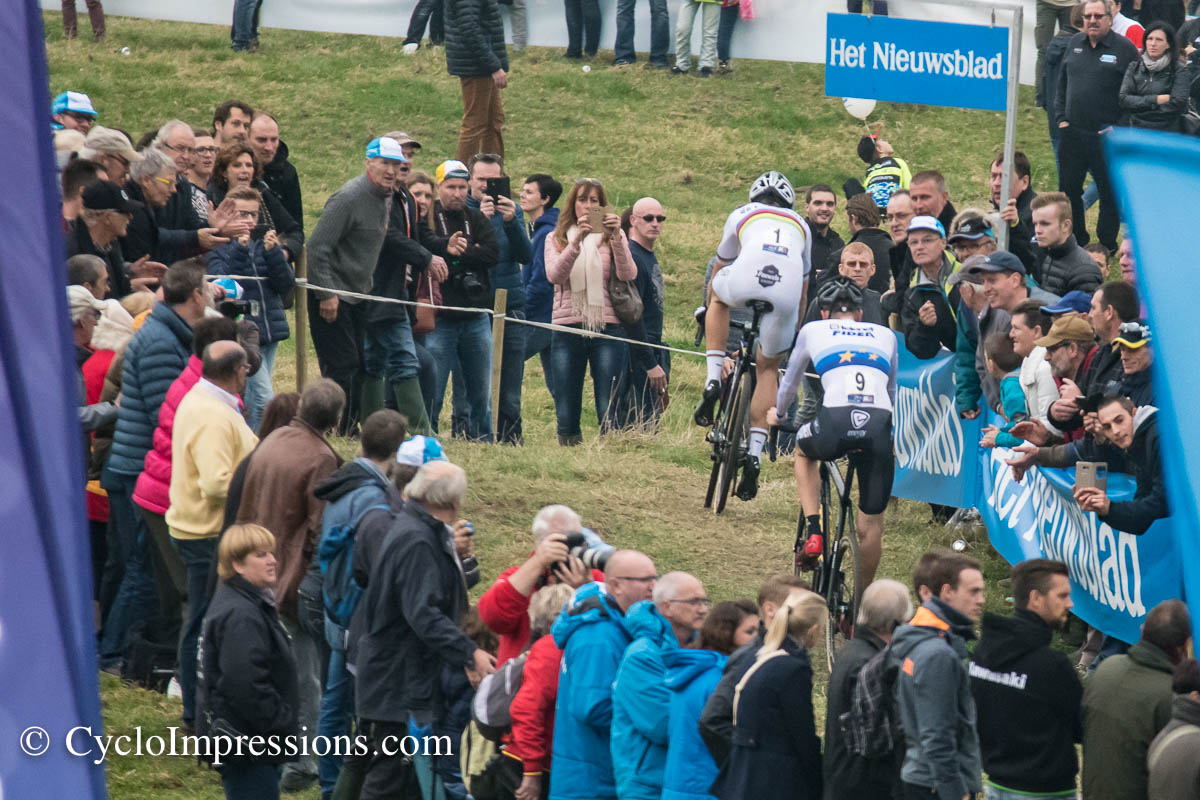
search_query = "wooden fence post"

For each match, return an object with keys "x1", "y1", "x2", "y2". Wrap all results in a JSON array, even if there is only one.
[
  {"x1": 294, "y1": 248, "x2": 308, "y2": 392},
  {"x1": 490, "y1": 289, "x2": 507, "y2": 441}
]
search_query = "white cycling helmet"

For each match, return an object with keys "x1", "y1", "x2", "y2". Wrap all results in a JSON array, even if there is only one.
[{"x1": 749, "y1": 171, "x2": 795, "y2": 209}]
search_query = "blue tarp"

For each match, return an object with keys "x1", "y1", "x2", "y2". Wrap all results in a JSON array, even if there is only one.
[{"x1": 0, "y1": 1, "x2": 107, "y2": 796}]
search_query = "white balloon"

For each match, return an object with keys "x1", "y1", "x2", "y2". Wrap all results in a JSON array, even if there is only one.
[{"x1": 842, "y1": 97, "x2": 876, "y2": 120}]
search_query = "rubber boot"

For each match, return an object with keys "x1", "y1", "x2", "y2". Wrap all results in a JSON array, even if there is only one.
[
  {"x1": 392, "y1": 378, "x2": 432, "y2": 435},
  {"x1": 360, "y1": 377, "x2": 387, "y2": 421}
]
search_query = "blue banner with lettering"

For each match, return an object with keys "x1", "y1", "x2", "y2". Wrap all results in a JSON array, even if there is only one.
[
  {"x1": 978, "y1": 448, "x2": 1182, "y2": 646},
  {"x1": 825, "y1": 13, "x2": 1009, "y2": 111},
  {"x1": 889, "y1": 337, "x2": 1183, "y2": 642},
  {"x1": 891, "y1": 341, "x2": 982, "y2": 508}
]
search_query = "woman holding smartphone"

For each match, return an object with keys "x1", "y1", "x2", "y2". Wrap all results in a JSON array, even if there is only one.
[{"x1": 544, "y1": 178, "x2": 637, "y2": 445}]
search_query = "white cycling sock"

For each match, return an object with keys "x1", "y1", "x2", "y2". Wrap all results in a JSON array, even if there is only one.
[
  {"x1": 748, "y1": 427, "x2": 768, "y2": 458},
  {"x1": 705, "y1": 351, "x2": 725, "y2": 386}
]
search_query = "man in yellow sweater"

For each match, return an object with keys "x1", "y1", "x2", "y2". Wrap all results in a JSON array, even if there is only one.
[{"x1": 167, "y1": 339, "x2": 257, "y2": 729}]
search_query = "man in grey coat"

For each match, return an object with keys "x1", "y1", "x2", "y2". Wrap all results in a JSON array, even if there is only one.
[{"x1": 890, "y1": 553, "x2": 986, "y2": 800}]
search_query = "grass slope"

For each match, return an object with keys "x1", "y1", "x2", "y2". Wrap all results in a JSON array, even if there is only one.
[{"x1": 48, "y1": 13, "x2": 1065, "y2": 797}]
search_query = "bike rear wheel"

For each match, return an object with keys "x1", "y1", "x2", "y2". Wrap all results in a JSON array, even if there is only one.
[
  {"x1": 714, "y1": 369, "x2": 751, "y2": 514},
  {"x1": 824, "y1": 511, "x2": 861, "y2": 672}
]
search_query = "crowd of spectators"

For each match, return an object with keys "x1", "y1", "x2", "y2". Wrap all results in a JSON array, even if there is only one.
[{"x1": 53, "y1": 0, "x2": 1193, "y2": 796}]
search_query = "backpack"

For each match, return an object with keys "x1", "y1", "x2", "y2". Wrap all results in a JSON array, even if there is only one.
[
  {"x1": 317, "y1": 502, "x2": 390, "y2": 628},
  {"x1": 471, "y1": 651, "x2": 529, "y2": 742},
  {"x1": 838, "y1": 644, "x2": 902, "y2": 758}
]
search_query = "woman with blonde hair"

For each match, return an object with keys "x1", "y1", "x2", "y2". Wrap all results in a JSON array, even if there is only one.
[
  {"x1": 711, "y1": 590, "x2": 825, "y2": 800},
  {"x1": 544, "y1": 177, "x2": 638, "y2": 445},
  {"x1": 196, "y1": 524, "x2": 299, "y2": 799}
]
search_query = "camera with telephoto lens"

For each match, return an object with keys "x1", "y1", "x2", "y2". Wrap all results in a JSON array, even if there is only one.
[{"x1": 559, "y1": 529, "x2": 616, "y2": 572}]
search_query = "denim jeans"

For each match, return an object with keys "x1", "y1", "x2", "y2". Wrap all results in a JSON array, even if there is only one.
[
  {"x1": 618, "y1": 351, "x2": 670, "y2": 428},
  {"x1": 243, "y1": 340, "x2": 277, "y2": 433},
  {"x1": 427, "y1": 314, "x2": 493, "y2": 441},
  {"x1": 674, "y1": 0, "x2": 720, "y2": 71},
  {"x1": 496, "y1": 307, "x2": 527, "y2": 444},
  {"x1": 564, "y1": 0, "x2": 602, "y2": 57},
  {"x1": 98, "y1": 468, "x2": 160, "y2": 667},
  {"x1": 318, "y1": 618, "x2": 355, "y2": 796},
  {"x1": 219, "y1": 760, "x2": 281, "y2": 800},
  {"x1": 523, "y1": 324, "x2": 556, "y2": 400},
  {"x1": 230, "y1": 0, "x2": 263, "y2": 48},
  {"x1": 281, "y1": 616, "x2": 321, "y2": 782},
  {"x1": 171, "y1": 536, "x2": 218, "y2": 724},
  {"x1": 404, "y1": 0, "x2": 445, "y2": 45},
  {"x1": 363, "y1": 316, "x2": 421, "y2": 383},
  {"x1": 716, "y1": 3, "x2": 738, "y2": 61},
  {"x1": 550, "y1": 325, "x2": 629, "y2": 439},
  {"x1": 614, "y1": 0, "x2": 670, "y2": 64},
  {"x1": 414, "y1": 336, "x2": 438, "y2": 422}
]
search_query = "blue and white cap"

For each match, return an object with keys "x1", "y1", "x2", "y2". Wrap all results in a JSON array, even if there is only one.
[
  {"x1": 397, "y1": 435, "x2": 448, "y2": 467},
  {"x1": 52, "y1": 91, "x2": 97, "y2": 117},
  {"x1": 907, "y1": 215, "x2": 946, "y2": 238},
  {"x1": 365, "y1": 136, "x2": 408, "y2": 163},
  {"x1": 209, "y1": 277, "x2": 244, "y2": 300}
]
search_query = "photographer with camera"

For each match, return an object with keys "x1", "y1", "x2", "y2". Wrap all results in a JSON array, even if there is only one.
[
  {"x1": 478, "y1": 504, "x2": 604, "y2": 665},
  {"x1": 427, "y1": 159, "x2": 500, "y2": 442},
  {"x1": 1006, "y1": 394, "x2": 1168, "y2": 535},
  {"x1": 206, "y1": 186, "x2": 295, "y2": 432}
]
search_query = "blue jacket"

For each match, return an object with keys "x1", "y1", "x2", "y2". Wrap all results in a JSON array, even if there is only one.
[
  {"x1": 612, "y1": 601, "x2": 680, "y2": 800},
  {"x1": 105, "y1": 302, "x2": 192, "y2": 478},
  {"x1": 662, "y1": 648, "x2": 727, "y2": 800},
  {"x1": 550, "y1": 582, "x2": 632, "y2": 800},
  {"x1": 524, "y1": 208, "x2": 559, "y2": 323},
  {"x1": 467, "y1": 194, "x2": 532, "y2": 310},
  {"x1": 207, "y1": 238, "x2": 295, "y2": 344}
]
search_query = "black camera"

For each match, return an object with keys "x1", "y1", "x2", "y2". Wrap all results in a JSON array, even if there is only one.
[
  {"x1": 218, "y1": 299, "x2": 252, "y2": 319},
  {"x1": 560, "y1": 531, "x2": 616, "y2": 572},
  {"x1": 454, "y1": 270, "x2": 489, "y2": 305},
  {"x1": 1077, "y1": 392, "x2": 1105, "y2": 414}
]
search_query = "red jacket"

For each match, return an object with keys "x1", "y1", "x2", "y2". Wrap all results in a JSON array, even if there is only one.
[
  {"x1": 478, "y1": 562, "x2": 604, "y2": 665},
  {"x1": 508, "y1": 633, "x2": 562, "y2": 776},
  {"x1": 82, "y1": 349, "x2": 116, "y2": 522},
  {"x1": 132, "y1": 355, "x2": 202, "y2": 515}
]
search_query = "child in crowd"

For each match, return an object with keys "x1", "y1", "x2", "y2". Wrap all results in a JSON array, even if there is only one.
[
  {"x1": 847, "y1": 128, "x2": 911, "y2": 209},
  {"x1": 980, "y1": 332, "x2": 1027, "y2": 449}
]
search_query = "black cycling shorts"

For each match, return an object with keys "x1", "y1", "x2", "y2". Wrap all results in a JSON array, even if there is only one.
[{"x1": 794, "y1": 406, "x2": 894, "y2": 516}]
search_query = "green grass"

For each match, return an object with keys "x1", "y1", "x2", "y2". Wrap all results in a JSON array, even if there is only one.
[{"x1": 47, "y1": 12, "x2": 1072, "y2": 797}]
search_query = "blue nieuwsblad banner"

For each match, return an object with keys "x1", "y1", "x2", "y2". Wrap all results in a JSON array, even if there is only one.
[
  {"x1": 890, "y1": 337, "x2": 1183, "y2": 642},
  {"x1": 825, "y1": 13, "x2": 1009, "y2": 111},
  {"x1": 891, "y1": 340, "x2": 981, "y2": 508},
  {"x1": 978, "y1": 447, "x2": 1182, "y2": 646}
]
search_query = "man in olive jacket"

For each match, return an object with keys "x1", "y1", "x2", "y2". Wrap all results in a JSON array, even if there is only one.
[
  {"x1": 1082, "y1": 599, "x2": 1192, "y2": 800},
  {"x1": 445, "y1": 0, "x2": 509, "y2": 161}
]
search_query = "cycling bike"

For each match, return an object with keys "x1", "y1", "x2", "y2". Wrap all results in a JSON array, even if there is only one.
[
  {"x1": 769, "y1": 425, "x2": 862, "y2": 671},
  {"x1": 701, "y1": 299, "x2": 773, "y2": 514}
]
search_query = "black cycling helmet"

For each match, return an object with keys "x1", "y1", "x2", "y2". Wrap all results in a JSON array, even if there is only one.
[
  {"x1": 816, "y1": 276, "x2": 865, "y2": 314},
  {"x1": 749, "y1": 171, "x2": 796, "y2": 209}
]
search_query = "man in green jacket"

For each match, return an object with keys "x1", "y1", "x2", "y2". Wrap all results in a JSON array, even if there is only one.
[{"x1": 1082, "y1": 599, "x2": 1192, "y2": 800}]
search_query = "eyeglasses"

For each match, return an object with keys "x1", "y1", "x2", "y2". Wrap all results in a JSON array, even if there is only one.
[
  {"x1": 612, "y1": 575, "x2": 658, "y2": 584},
  {"x1": 163, "y1": 143, "x2": 195, "y2": 154},
  {"x1": 153, "y1": 176, "x2": 174, "y2": 186},
  {"x1": 670, "y1": 597, "x2": 712, "y2": 608},
  {"x1": 194, "y1": 146, "x2": 218, "y2": 155},
  {"x1": 640, "y1": 215, "x2": 667, "y2": 223},
  {"x1": 1082, "y1": 13, "x2": 1108, "y2": 19},
  {"x1": 234, "y1": 209, "x2": 258, "y2": 219}
]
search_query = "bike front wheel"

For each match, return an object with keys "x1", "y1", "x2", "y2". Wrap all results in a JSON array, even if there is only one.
[{"x1": 714, "y1": 369, "x2": 751, "y2": 514}]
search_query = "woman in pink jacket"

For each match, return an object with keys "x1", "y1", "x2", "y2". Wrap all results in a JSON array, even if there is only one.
[
  {"x1": 544, "y1": 178, "x2": 637, "y2": 445},
  {"x1": 133, "y1": 316, "x2": 242, "y2": 641}
]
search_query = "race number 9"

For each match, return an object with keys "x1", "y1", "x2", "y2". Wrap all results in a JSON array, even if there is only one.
[{"x1": 855, "y1": 371, "x2": 865, "y2": 391}]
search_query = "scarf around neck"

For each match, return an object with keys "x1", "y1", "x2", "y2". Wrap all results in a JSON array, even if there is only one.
[
  {"x1": 1142, "y1": 52, "x2": 1171, "y2": 72},
  {"x1": 567, "y1": 226, "x2": 607, "y2": 331}
]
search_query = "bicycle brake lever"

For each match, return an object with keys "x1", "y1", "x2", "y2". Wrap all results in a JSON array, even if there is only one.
[{"x1": 768, "y1": 427, "x2": 779, "y2": 462}]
